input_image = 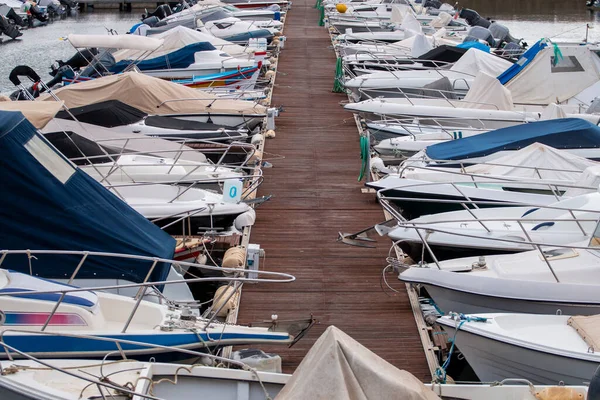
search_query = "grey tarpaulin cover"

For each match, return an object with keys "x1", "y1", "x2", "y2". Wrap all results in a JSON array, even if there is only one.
[{"x1": 276, "y1": 326, "x2": 440, "y2": 400}]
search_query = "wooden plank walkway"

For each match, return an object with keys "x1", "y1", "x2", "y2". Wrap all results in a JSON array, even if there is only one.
[{"x1": 236, "y1": 0, "x2": 431, "y2": 380}]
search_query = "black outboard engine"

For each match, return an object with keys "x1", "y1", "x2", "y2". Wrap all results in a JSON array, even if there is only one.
[
  {"x1": 0, "y1": 4, "x2": 26, "y2": 27},
  {"x1": 464, "y1": 26, "x2": 496, "y2": 47},
  {"x1": 51, "y1": 47, "x2": 99, "y2": 76},
  {"x1": 423, "y1": 0, "x2": 442, "y2": 9},
  {"x1": 142, "y1": 4, "x2": 172, "y2": 20},
  {"x1": 141, "y1": 15, "x2": 160, "y2": 27},
  {"x1": 589, "y1": 365, "x2": 600, "y2": 400},
  {"x1": 59, "y1": 0, "x2": 78, "y2": 13},
  {"x1": 459, "y1": 8, "x2": 491, "y2": 28},
  {"x1": 0, "y1": 15, "x2": 22, "y2": 39}
]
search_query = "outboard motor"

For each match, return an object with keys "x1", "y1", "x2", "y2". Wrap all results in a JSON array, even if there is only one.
[
  {"x1": 464, "y1": 26, "x2": 495, "y2": 47},
  {"x1": 51, "y1": 48, "x2": 99, "y2": 76},
  {"x1": 142, "y1": 4, "x2": 171, "y2": 20},
  {"x1": 0, "y1": 4, "x2": 26, "y2": 26},
  {"x1": 0, "y1": 15, "x2": 22, "y2": 39},
  {"x1": 423, "y1": 0, "x2": 442, "y2": 9},
  {"x1": 459, "y1": 8, "x2": 491, "y2": 28},
  {"x1": 588, "y1": 365, "x2": 600, "y2": 400}
]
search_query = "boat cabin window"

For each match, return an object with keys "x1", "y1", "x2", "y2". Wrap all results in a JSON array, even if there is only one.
[
  {"x1": 214, "y1": 22, "x2": 234, "y2": 29},
  {"x1": 590, "y1": 220, "x2": 600, "y2": 247},
  {"x1": 24, "y1": 134, "x2": 75, "y2": 184},
  {"x1": 539, "y1": 248, "x2": 578, "y2": 261},
  {"x1": 550, "y1": 56, "x2": 585, "y2": 73}
]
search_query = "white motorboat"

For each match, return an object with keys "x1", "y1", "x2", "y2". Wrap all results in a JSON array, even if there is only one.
[
  {"x1": 344, "y1": 48, "x2": 512, "y2": 101},
  {"x1": 81, "y1": 154, "x2": 245, "y2": 186},
  {"x1": 399, "y1": 233, "x2": 600, "y2": 315},
  {"x1": 369, "y1": 144, "x2": 600, "y2": 218},
  {"x1": 387, "y1": 190, "x2": 600, "y2": 260},
  {"x1": 438, "y1": 313, "x2": 600, "y2": 385}
]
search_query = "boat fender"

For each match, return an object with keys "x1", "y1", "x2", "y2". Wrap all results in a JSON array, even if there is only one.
[
  {"x1": 265, "y1": 129, "x2": 276, "y2": 138},
  {"x1": 269, "y1": 56, "x2": 277, "y2": 64},
  {"x1": 370, "y1": 157, "x2": 391, "y2": 174},
  {"x1": 265, "y1": 70, "x2": 276, "y2": 80},
  {"x1": 535, "y1": 387, "x2": 584, "y2": 400},
  {"x1": 235, "y1": 209, "x2": 256, "y2": 230},
  {"x1": 213, "y1": 285, "x2": 237, "y2": 317},
  {"x1": 588, "y1": 365, "x2": 600, "y2": 400},
  {"x1": 251, "y1": 133, "x2": 264, "y2": 145},
  {"x1": 272, "y1": 37, "x2": 280, "y2": 45},
  {"x1": 222, "y1": 246, "x2": 246, "y2": 271}
]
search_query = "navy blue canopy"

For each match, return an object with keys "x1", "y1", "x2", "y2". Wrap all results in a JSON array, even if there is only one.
[
  {"x1": 0, "y1": 110, "x2": 175, "y2": 284},
  {"x1": 110, "y1": 42, "x2": 216, "y2": 74},
  {"x1": 426, "y1": 118, "x2": 600, "y2": 161}
]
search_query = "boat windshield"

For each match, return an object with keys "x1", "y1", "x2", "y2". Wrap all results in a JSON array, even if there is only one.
[
  {"x1": 200, "y1": 9, "x2": 232, "y2": 23},
  {"x1": 589, "y1": 219, "x2": 600, "y2": 247}
]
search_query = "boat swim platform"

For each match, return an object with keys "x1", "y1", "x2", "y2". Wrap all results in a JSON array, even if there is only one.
[{"x1": 235, "y1": 0, "x2": 431, "y2": 379}]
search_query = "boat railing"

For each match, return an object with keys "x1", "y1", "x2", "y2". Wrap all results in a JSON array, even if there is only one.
[
  {"x1": 395, "y1": 161, "x2": 588, "y2": 184},
  {"x1": 0, "y1": 249, "x2": 295, "y2": 335},
  {"x1": 366, "y1": 116, "x2": 491, "y2": 138},
  {"x1": 155, "y1": 97, "x2": 266, "y2": 113},
  {"x1": 359, "y1": 86, "x2": 468, "y2": 103},
  {"x1": 0, "y1": 336, "x2": 277, "y2": 399}
]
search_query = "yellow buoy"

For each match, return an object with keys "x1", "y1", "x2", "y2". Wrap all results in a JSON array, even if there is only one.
[{"x1": 336, "y1": 3, "x2": 348, "y2": 13}]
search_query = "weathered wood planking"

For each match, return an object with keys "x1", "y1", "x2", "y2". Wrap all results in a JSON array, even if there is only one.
[{"x1": 235, "y1": 0, "x2": 431, "y2": 380}]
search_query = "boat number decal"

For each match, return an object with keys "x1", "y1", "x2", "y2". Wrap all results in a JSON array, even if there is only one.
[
  {"x1": 452, "y1": 131, "x2": 463, "y2": 140},
  {"x1": 229, "y1": 186, "x2": 238, "y2": 198}
]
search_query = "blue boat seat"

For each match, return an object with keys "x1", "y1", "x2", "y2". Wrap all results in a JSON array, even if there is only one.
[{"x1": 0, "y1": 270, "x2": 98, "y2": 312}]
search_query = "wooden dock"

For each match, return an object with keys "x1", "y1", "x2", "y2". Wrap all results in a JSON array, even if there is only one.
[{"x1": 236, "y1": 0, "x2": 431, "y2": 380}]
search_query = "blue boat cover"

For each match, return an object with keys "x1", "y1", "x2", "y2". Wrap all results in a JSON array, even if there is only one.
[
  {"x1": 456, "y1": 41, "x2": 490, "y2": 53},
  {"x1": 0, "y1": 110, "x2": 175, "y2": 285},
  {"x1": 426, "y1": 118, "x2": 600, "y2": 160},
  {"x1": 110, "y1": 42, "x2": 216, "y2": 73},
  {"x1": 497, "y1": 40, "x2": 547, "y2": 84}
]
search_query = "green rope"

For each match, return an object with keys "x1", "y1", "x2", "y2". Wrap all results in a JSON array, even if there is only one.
[
  {"x1": 313, "y1": 0, "x2": 320, "y2": 9},
  {"x1": 318, "y1": 4, "x2": 325, "y2": 26},
  {"x1": 552, "y1": 42, "x2": 563, "y2": 66},
  {"x1": 358, "y1": 135, "x2": 369, "y2": 181},
  {"x1": 332, "y1": 57, "x2": 345, "y2": 93}
]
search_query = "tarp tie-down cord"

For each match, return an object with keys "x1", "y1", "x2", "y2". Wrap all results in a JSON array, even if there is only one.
[{"x1": 435, "y1": 313, "x2": 488, "y2": 383}]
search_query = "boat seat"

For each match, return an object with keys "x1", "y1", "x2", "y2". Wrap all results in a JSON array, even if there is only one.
[{"x1": 0, "y1": 270, "x2": 98, "y2": 313}]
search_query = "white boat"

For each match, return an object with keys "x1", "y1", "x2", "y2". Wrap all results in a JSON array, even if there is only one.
[
  {"x1": 344, "y1": 48, "x2": 512, "y2": 101},
  {"x1": 399, "y1": 234, "x2": 600, "y2": 315},
  {"x1": 0, "y1": 268, "x2": 304, "y2": 360},
  {"x1": 387, "y1": 190, "x2": 600, "y2": 260},
  {"x1": 81, "y1": 154, "x2": 245, "y2": 186},
  {"x1": 438, "y1": 312, "x2": 600, "y2": 385},
  {"x1": 369, "y1": 144, "x2": 600, "y2": 218},
  {"x1": 109, "y1": 183, "x2": 256, "y2": 234}
]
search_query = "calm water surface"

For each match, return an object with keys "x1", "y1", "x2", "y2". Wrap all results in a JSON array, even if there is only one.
[{"x1": 1, "y1": 1, "x2": 600, "y2": 92}]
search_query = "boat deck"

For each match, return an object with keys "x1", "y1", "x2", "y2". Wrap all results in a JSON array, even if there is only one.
[{"x1": 236, "y1": 0, "x2": 430, "y2": 379}]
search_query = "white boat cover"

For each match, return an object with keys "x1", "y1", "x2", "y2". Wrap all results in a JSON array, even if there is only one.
[
  {"x1": 42, "y1": 119, "x2": 209, "y2": 163},
  {"x1": 67, "y1": 34, "x2": 164, "y2": 51},
  {"x1": 564, "y1": 166, "x2": 600, "y2": 198},
  {"x1": 449, "y1": 48, "x2": 513, "y2": 77},
  {"x1": 113, "y1": 26, "x2": 252, "y2": 62},
  {"x1": 390, "y1": 4, "x2": 412, "y2": 24},
  {"x1": 462, "y1": 72, "x2": 514, "y2": 110},
  {"x1": 431, "y1": 12, "x2": 452, "y2": 28},
  {"x1": 411, "y1": 34, "x2": 432, "y2": 58},
  {"x1": 0, "y1": 101, "x2": 63, "y2": 129},
  {"x1": 540, "y1": 103, "x2": 568, "y2": 120},
  {"x1": 506, "y1": 46, "x2": 600, "y2": 105},
  {"x1": 39, "y1": 72, "x2": 267, "y2": 115},
  {"x1": 465, "y1": 143, "x2": 597, "y2": 181},
  {"x1": 568, "y1": 315, "x2": 600, "y2": 351},
  {"x1": 275, "y1": 326, "x2": 440, "y2": 400},
  {"x1": 401, "y1": 13, "x2": 422, "y2": 39}
]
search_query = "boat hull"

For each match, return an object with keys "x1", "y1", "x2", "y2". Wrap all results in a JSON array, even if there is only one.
[{"x1": 441, "y1": 324, "x2": 599, "y2": 385}]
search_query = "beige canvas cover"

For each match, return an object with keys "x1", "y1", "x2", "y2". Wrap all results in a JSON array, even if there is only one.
[
  {"x1": 568, "y1": 315, "x2": 600, "y2": 351},
  {"x1": 38, "y1": 72, "x2": 266, "y2": 116},
  {"x1": 275, "y1": 326, "x2": 440, "y2": 400},
  {"x1": 0, "y1": 101, "x2": 63, "y2": 129},
  {"x1": 462, "y1": 71, "x2": 514, "y2": 110}
]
